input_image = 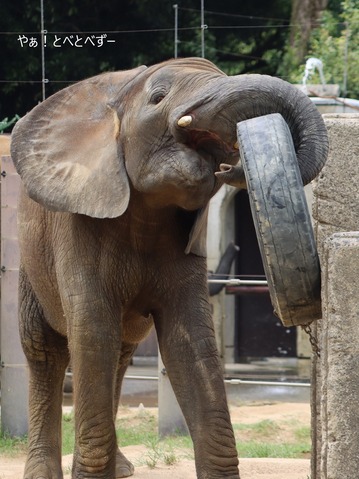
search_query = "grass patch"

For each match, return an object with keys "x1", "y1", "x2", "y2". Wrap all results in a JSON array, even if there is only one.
[
  {"x1": 141, "y1": 437, "x2": 179, "y2": 469},
  {"x1": 234, "y1": 419, "x2": 280, "y2": 436},
  {"x1": 60, "y1": 408, "x2": 193, "y2": 462},
  {"x1": 0, "y1": 431, "x2": 27, "y2": 456},
  {"x1": 236, "y1": 441, "x2": 311, "y2": 458},
  {"x1": 116, "y1": 409, "x2": 193, "y2": 467},
  {"x1": 62, "y1": 412, "x2": 75, "y2": 455},
  {"x1": 116, "y1": 409, "x2": 158, "y2": 447},
  {"x1": 0, "y1": 406, "x2": 311, "y2": 462},
  {"x1": 234, "y1": 417, "x2": 311, "y2": 459},
  {"x1": 294, "y1": 425, "x2": 311, "y2": 442}
]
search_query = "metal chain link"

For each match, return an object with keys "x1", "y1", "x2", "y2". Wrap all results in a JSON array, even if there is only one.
[{"x1": 301, "y1": 323, "x2": 321, "y2": 358}]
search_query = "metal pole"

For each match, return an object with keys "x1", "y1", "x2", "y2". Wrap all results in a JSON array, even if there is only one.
[
  {"x1": 173, "y1": 4, "x2": 178, "y2": 58},
  {"x1": 40, "y1": 0, "x2": 46, "y2": 100},
  {"x1": 124, "y1": 375, "x2": 310, "y2": 388},
  {"x1": 207, "y1": 279, "x2": 268, "y2": 286},
  {"x1": 200, "y1": 0, "x2": 205, "y2": 57}
]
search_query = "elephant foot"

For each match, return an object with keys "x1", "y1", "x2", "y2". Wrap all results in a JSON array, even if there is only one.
[
  {"x1": 23, "y1": 457, "x2": 63, "y2": 479},
  {"x1": 116, "y1": 449, "x2": 134, "y2": 478}
]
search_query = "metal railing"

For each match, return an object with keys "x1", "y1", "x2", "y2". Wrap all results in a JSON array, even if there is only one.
[{"x1": 122, "y1": 374, "x2": 310, "y2": 388}]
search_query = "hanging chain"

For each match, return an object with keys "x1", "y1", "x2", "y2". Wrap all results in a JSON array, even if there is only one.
[{"x1": 301, "y1": 323, "x2": 321, "y2": 358}]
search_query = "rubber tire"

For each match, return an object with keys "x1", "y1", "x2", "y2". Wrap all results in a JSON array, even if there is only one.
[{"x1": 236, "y1": 113, "x2": 321, "y2": 327}]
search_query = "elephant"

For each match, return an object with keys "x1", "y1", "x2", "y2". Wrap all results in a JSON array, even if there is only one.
[
  {"x1": 208, "y1": 242, "x2": 239, "y2": 296},
  {"x1": 10, "y1": 57, "x2": 328, "y2": 479}
]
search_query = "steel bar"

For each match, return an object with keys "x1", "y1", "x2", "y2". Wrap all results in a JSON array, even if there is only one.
[{"x1": 207, "y1": 279, "x2": 268, "y2": 286}]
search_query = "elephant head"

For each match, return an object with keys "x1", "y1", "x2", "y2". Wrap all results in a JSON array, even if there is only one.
[{"x1": 11, "y1": 57, "x2": 328, "y2": 255}]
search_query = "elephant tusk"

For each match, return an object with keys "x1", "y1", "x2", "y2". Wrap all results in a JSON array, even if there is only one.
[
  {"x1": 234, "y1": 141, "x2": 239, "y2": 149},
  {"x1": 177, "y1": 115, "x2": 193, "y2": 127}
]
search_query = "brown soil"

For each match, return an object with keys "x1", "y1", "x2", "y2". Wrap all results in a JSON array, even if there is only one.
[{"x1": 0, "y1": 402, "x2": 311, "y2": 479}]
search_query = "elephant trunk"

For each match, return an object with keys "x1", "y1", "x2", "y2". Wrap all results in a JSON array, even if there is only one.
[
  {"x1": 175, "y1": 74, "x2": 329, "y2": 186},
  {"x1": 208, "y1": 242, "x2": 239, "y2": 296},
  {"x1": 229, "y1": 74, "x2": 329, "y2": 185}
]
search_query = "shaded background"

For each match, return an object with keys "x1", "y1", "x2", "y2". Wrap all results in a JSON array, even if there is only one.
[{"x1": 1, "y1": 0, "x2": 341, "y2": 119}]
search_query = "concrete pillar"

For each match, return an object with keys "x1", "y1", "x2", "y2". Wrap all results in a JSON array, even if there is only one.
[
  {"x1": 158, "y1": 352, "x2": 188, "y2": 437},
  {"x1": 1, "y1": 155, "x2": 28, "y2": 436},
  {"x1": 312, "y1": 114, "x2": 359, "y2": 478},
  {"x1": 320, "y1": 233, "x2": 359, "y2": 479}
]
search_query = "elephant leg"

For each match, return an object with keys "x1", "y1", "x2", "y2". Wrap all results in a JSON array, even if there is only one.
[
  {"x1": 156, "y1": 287, "x2": 240, "y2": 479},
  {"x1": 19, "y1": 267, "x2": 69, "y2": 479},
  {"x1": 68, "y1": 310, "x2": 121, "y2": 478},
  {"x1": 113, "y1": 342, "x2": 138, "y2": 478}
]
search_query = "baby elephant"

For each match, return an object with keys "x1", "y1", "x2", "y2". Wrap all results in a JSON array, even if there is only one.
[{"x1": 11, "y1": 57, "x2": 328, "y2": 478}]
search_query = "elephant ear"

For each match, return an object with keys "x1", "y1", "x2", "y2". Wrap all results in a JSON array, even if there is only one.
[
  {"x1": 185, "y1": 205, "x2": 209, "y2": 257},
  {"x1": 11, "y1": 66, "x2": 147, "y2": 218}
]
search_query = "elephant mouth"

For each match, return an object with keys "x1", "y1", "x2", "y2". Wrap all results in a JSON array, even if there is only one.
[
  {"x1": 183, "y1": 128, "x2": 239, "y2": 167},
  {"x1": 186, "y1": 129, "x2": 233, "y2": 153}
]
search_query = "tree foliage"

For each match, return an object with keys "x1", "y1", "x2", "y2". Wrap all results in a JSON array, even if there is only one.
[
  {"x1": 1, "y1": 0, "x2": 291, "y2": 119},
  {"x1": 2, "y1": 0, "x2": 359, "y2": 123},
  {"x1": 289, "y1": 0, "x2": 329, "y2": 64},
  {"x1": 283, "y1": 0, "x2": 359, "y2": 98}
]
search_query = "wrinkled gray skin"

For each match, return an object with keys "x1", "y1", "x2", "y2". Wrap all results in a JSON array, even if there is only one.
[{"x1": 11, "y1": 57, "x2": 328, "y2": 479}]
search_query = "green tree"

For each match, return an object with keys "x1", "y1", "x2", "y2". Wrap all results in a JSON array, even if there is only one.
[
  {"x1": 282, "y1": 0, "x2": 359, "y2": 98},
  {"x1": 289, "y1": 0, "x2": 329, "y2": 65},
  {"x1": 1, "y1": 0, "x2": 293, "y2": 120}
]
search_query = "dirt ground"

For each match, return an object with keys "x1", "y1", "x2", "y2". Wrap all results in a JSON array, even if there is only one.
[{"x1": 0, "y1": 402, "x2": 311, "y2": 479}]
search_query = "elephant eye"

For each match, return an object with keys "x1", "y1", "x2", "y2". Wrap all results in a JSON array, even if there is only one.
[{"x1": 150, "y1": 90, "x2": 168, "y2": 105}]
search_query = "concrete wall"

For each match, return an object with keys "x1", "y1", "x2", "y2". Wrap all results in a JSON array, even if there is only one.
[
  {"x1": 207, "y1": 185, "x2": 237, "y2": 362},
  {"x1": 312, "y1": 114, "x2": 359, "y2": 478},
  {"x1": 0, "y1": 135, "x2": 11, "y2": 354},
  {"x1": 0, "y1": 154, "x2": 28, "y2": 436}
]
